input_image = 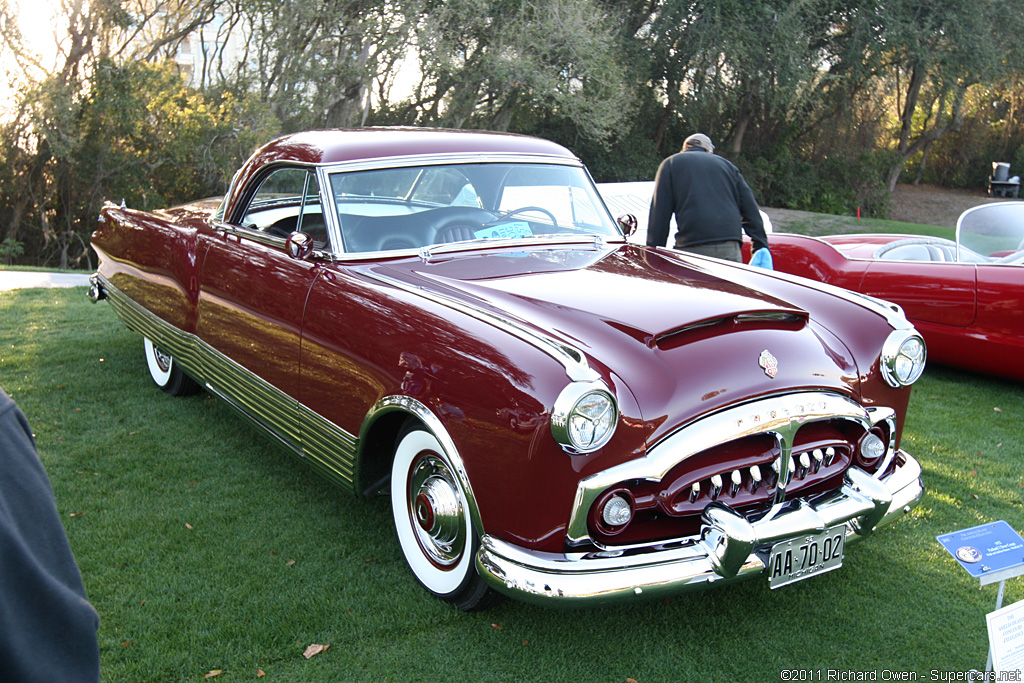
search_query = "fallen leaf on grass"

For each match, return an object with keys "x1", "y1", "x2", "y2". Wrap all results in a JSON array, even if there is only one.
[
  {"x1": 204, "y1": 670, "x2": 223, "y2": 679},
  {"x1": 286, "y1": 559, "x2": 296, "y2": 567},
  {"x1": 257, "y1": 670, "x2": 265, "y2": 678},
  {"x1": 994, "y1": 407, "x2": 1003, "y2": 412},
  {"x1": 185, "y1": 522, "x2": 194, "y2": 530},
  {"x1": 490, "y1": 623, "x2": 503, "y2": 630},
  {"x1": 69, "y1": 511, "x2": 83, "y2": 517},
  {"x1": 303, "y1": 643, "x2": 330, "y2": 659},
  {"x1": 627, "y1": 678, "x2": 640, "y2": 683}
]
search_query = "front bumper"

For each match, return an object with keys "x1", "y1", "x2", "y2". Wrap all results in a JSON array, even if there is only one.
[{"x1": 476, "y1": 454, "x2": 922, "y2": 606}]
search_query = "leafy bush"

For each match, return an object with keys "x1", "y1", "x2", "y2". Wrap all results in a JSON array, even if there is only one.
[
  {"x1": 0, "y1": 238, "x2": 24, "y2": 265},
  {"x1": 743, "y1": 149, "x2": 892, "y2": 218}
]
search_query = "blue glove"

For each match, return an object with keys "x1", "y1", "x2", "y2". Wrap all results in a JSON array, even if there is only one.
[{"x1": 750, "y1": 248, "x2": 773, "y2": 270}]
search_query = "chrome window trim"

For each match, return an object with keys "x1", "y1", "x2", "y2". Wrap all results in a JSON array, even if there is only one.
[
  {"x1": 564, "y1": 391, "x2": 895, "y2": 547},
  {"x1": 209, "y1": 219, "x2": 335, "y2": 261},
  {"x1": 318, "y1": 153, "x2": 623, "y2": 259},
  {"x1": 318, "y1": 152, "x2": 584, "y2": 176}
]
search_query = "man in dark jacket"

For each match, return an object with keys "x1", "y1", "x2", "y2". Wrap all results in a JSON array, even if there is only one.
[
  {"x1": 0, "y1": 387, "x2": 100, "y2": 683},
  {"x1": 647, "y1": 133, "x2": 770, "y2": 263}
]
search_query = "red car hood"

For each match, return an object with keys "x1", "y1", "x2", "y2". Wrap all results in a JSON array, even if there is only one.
[{"x1": 371, "y1": 243, "x2": 860, "y2": 439}]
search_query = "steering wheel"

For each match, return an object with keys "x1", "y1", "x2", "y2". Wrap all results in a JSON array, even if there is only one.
[
  {"x1": 428, "y1": 206, "x2": 498, "y2": 244},
  {"x1": 495, "y1": 206, "x2": 559, "y2": 229}
]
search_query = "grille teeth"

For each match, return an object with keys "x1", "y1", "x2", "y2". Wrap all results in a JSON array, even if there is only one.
[
  {"x1": 812, "y1": 449, "x2": 824, "y2": 473},
  {"x1": 729, "y1": 470, "x2": 742, "y2": 496},
  {"x1": 709, "y1": 474, "x2": 723, "y2": 500},
  {"x1": 748, "y1": 465, "x2": 762, "y2": 492},
  {"x1": 685, "y1": 446, "x2": 846, "y2": 505}
]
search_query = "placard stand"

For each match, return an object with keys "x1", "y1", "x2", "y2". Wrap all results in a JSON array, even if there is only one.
[{"x1": 937, "y1": 521, "x2": 1024, "y2": 674}]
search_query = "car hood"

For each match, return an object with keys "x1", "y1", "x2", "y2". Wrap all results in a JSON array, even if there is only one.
[{"x1": 371, "y1": 243, "x2": 861, "y2": 440}]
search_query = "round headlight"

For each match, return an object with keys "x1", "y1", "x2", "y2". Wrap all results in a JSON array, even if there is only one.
[
  {"x1": 551, "y1": 381, "x2": 618, "y2": 454},
  {"x1": 881, "y1": 330, "x2": 926, "y2": 387}
]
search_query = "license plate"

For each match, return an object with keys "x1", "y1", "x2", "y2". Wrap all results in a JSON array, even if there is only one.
[{"x1": 768, "y1": 526, "x2": 845, "y2": 588}]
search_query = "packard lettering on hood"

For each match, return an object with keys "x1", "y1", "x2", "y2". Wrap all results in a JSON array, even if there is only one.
[{"x1": 89, "y1": 128, "x2": 925, "y2": 610}]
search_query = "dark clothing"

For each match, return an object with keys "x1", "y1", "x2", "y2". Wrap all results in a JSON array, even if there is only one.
[
  {"x1": 679, "y1": 241, "x2": 742, "y2": 262},
  {"x1": 647, "y1": 148, "x2": 769, "y2": 255},
  {"x1": 0, "y1": 389, "x2": 100, "y2": 683}
]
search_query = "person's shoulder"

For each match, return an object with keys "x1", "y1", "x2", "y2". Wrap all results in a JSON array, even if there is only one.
[{"x1": 0, "y1": 387, "x2": 15, "y2": 417}]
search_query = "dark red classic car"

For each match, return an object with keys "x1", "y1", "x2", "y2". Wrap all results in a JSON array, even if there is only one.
[
  {"x1": 90, "y1": 128, "x2": 925, "y2": 610},
  {"x1": 759, "y1": 202, "x2": 1024, "y2": 382}
]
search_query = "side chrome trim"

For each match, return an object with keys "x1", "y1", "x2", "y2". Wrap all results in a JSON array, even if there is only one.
[
  {"x1": 361, "y1": 395, "x2": 484, "y2": 537},
  {"x1": 565, "y1": 392, "x2": 887, "y2": 546},
  {"x1": 209, "y1": 219, "x2": 335, "y2": 261},
  {"x1": 97, "y1": 275, "x2": 360, "y2": 492},
  {"x1": 362, "y1": 269, "x2": 599, "y2": 383},
  {"x1": 477, "y1": 454, "x2": 922, "y2": 606}
]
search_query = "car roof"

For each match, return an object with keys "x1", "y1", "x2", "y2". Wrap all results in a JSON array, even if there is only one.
[
  {"x1": 221, "y1": 128, "x2": 582, "y2": 221},
  {"x1": 250, "y1": 128, "x2": 578, "y2": 167}
]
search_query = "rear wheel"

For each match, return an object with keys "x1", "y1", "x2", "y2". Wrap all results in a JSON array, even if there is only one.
[
  {"x1": 143, "y1": 338, "x2": 199, "y2": 396},
  {"x1": 390, "y1": 426, "x2": 498, "y2": 611}
]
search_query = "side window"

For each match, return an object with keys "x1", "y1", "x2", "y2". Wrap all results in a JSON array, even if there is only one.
[{"x1": 240, "y1": 168, "x2": 329, "y2": 248}]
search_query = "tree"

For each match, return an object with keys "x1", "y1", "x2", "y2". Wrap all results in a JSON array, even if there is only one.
[
  {"x1": 405, "y1": 0, "x2": 631, "y2": 140},
  {"x1": 819, "y1": 0, "x2": 1024, "y2": 191}
]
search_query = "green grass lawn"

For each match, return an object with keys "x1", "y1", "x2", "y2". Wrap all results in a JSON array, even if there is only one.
[{"x1": 2, "y1": 287, "x2": 1022, "y2": 682}]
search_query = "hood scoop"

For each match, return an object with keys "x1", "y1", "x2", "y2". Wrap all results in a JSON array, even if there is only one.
[{"x1": 652, "y1": 310, "x2": 807, "y2": 351}]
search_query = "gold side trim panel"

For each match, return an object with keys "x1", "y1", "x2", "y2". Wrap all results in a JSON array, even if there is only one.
[{"x1": 99, "y1": 275, "x2": 359, "y2": 493}]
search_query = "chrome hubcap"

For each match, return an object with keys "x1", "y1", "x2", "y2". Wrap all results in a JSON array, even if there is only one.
[
  {"x1": 408, "y1": 454, "x2": 466, "y2": 567},
  {"x1": 151, "y1": 345, "x2": 172, "y2": 373}
]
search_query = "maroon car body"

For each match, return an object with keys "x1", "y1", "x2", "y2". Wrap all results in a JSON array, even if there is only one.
[
  {"x1": 90, "y1": 128, "x2": 925, "y2": 609},
  {"x1": 758, "y1": 202, "x2": 1024, "y2": 382}
]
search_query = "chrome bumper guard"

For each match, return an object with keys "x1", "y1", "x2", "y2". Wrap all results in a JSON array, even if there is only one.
[{"x1": 476, "y1": 454, "x2": 922, "y2": 606}]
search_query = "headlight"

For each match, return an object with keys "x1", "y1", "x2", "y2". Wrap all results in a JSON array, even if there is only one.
[
  {"x1": 551, "y1": 381, "x2": 618, "y2": 454},
  {"x1": 880, "y1": 330, "x2": 927, "y2": 387}
]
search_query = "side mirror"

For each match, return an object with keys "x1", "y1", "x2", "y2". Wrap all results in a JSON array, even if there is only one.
[
  {"x1": 287, "y1": 231, "x2": 314, "y2": 260},
  {"x1": 617, "y1": 214, "x2": 638, "y2": 238}
]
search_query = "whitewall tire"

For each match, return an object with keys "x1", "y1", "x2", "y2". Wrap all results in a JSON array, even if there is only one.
[
  {"x1": 390, "y1": 426, "x2": 497, "y2": 610},
  {"x1": 143, "y1": 337, "x2": 199, "y2": 396}
]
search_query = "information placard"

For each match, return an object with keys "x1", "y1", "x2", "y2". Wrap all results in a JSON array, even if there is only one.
[
  {"x1": 937, "y1": 521, "x2": 1024, "y2": 585},
  {"x1": 987, "y1": 598, "x2": 1024, "y2": 674}
]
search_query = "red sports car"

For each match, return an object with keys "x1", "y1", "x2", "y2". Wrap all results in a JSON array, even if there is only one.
[
  {"x1": 89, "y1": 128, "x2": 925, "y2": 609},
  {"x1": 761, "y1": 202, "x2": 1024, "y2": 382}
]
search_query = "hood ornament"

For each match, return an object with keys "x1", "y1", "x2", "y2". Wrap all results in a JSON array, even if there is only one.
[{"x1": 759, "y1": 350, "x2": 779, "y2": 378}]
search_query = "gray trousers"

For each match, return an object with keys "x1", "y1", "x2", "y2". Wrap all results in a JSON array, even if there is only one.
[{"x1": 676, "y1": 240, "x2": 742, "y2": 262}]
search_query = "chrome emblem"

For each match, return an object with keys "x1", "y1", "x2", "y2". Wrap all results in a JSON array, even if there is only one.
[
  {"x1": 956, "y1": 546, "x2": 982, "y2": 564},
  {"x1": 758, "y1": 350, "x2": 779, "y2": 378}
]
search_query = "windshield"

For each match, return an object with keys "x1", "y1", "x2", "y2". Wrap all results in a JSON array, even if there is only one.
[
  {"x1": 328, "y1": 162, "x2": 620, "y2": 253},
  {"x1": 957, "y1": 202, "x2": 1024, "y2": 263}
]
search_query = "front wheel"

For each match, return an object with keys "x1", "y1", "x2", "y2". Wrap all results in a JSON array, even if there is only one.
[
  {"x1": 143, "y1": 338, "x2": 199, "y2": 396},
  {"x1": 390, "y1": 427, "x2": 498, "y2": 611}
]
